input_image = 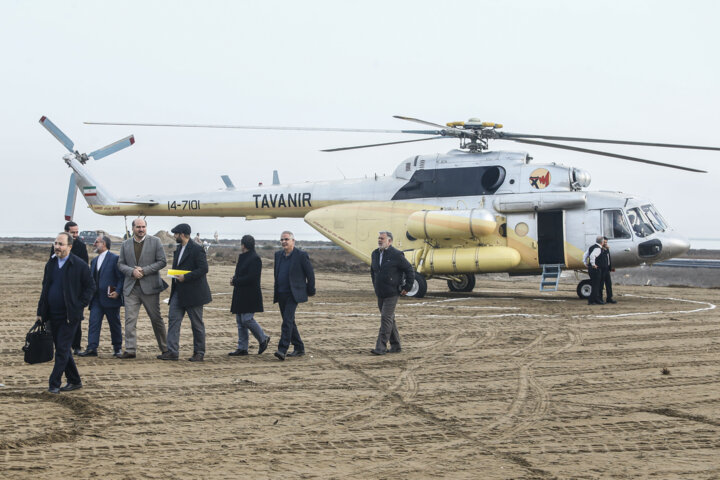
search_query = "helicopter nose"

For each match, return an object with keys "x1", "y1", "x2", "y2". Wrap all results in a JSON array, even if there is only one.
[{"x1": 660, "y1": 234, "x2": 691, "y2": 260}]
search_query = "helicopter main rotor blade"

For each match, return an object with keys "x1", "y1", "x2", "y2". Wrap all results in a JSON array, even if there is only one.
[
  {"x1": 393, "y1": 115, "x2": 448, "y2": 129},
  {"x1": 508, "y1": 138, "x2": 707, "y2": 173},
  {"x1": 500, "y1": 132, "x2": 720, "y2": 152},
  {"x1": 321, "y1": 136, "x2": 445, "y2": 152},
  {"x1": 85, "y1": 121, "x2": 439, "y2": 136}
]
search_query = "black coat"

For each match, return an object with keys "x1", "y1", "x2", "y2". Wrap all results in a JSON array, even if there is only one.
[
  {"x1": 273, "y1": 248, "x2": 315, "y2": 304},
  {"x1": 230, "y1": 250, "x2": 264, "y2": 314},
  {"x1": 169, "y1": 240, "x2": 212, "y2": 307},
  {"x1": 37, "y1": 253, "x2": 95, "y2": 323},
  {"x1": 370, "y1": 245, "x2": 415, "y2": 299}
]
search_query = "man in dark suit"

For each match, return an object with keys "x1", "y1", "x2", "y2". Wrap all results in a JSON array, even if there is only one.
[
  {"x1": 49, "y1": 221, "x2": 89, "y2": 355},
  {"x1": 158, "y1": 223, "x2": 212, "y2": 362},
  {"x1": 229, "y1": 235, "x2": 270, "y2": 356},
  {"x1": 370, "y1": 231, "x2": 415, "y2": 355},
  {"x1": 273, "y1": 231, "x2": 315, "y2": 361},
  {"x1": 37, "y1": 232, "x2": 95, "y2": 393},
  {"x1": 78, "y1": 235, "x2": 124, "y2": 357}
]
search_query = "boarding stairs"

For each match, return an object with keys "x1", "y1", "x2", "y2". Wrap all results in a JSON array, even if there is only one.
[{"x1": 539, "y1": 264, "x2": 563, "y2": 292}]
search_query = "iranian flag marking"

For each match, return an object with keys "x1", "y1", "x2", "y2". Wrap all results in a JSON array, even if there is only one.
[{"x1": 83, "y1": 186, "x2": 97, "y2": 197}]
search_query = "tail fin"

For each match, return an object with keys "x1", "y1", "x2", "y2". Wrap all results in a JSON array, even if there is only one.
[{"x1": 65, "y1": 157, "x2": 117, "y2": 207}]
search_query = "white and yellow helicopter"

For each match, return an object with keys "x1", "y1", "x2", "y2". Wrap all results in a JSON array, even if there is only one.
[{"x1": 40, "y1": 115, "x2": 717, "y2": 298}]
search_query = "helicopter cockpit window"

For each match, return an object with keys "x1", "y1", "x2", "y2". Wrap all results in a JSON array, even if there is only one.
[
  {"x1": 626, "y1": 207, "x2": 655, "y2": 238},
  {"x1": 602, "y1": 209, "x2": 631, "y2": 239},
  {"x1": 641, "y1": 204, "x2": 667, "y2": 232}
]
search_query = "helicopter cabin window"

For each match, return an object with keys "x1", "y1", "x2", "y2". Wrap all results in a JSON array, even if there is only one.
[
  {"x1": 602, "y1": 210, "x2": 631, "y2": 240},
  {"x1": 626, "y1": 207, "x2": 655, "y2": 238},
  {"x1": 641, "y1": 204, "x2": 667, "y2": 232}
]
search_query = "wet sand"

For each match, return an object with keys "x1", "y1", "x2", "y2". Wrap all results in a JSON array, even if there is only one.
[{"x1": 1, "y1": 253, "x2": 719, "y2": 479}]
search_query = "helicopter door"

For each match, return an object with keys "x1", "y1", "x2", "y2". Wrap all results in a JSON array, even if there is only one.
[{"x1": 537, "y1": 211, "x2": 565, "y2": 265}]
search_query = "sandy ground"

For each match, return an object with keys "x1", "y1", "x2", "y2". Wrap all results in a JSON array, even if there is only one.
[{"x1": 1, "y1": 252, "x2": 720, "y2": 479}]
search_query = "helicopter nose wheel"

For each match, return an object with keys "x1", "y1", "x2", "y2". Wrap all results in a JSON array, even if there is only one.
[
  {"x1": 577, "y1": 279, "x2": 592, "y2": 299},
  {"x1": 406, "y1": 272, "x2": 428, "y2": 298}
]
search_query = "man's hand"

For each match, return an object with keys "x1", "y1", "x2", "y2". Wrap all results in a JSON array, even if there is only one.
[
  {"x1": 132, "y1": 266, "x2": 144, "y2": 279},
  {"x1": 108, "y1": 291, "x2": 119, "y2": 299},
  {"x1": 176, "y1": 274, "x2": 185, "y2": 283},
  {"x1": 400, "y1": 289, "x2": 408, "y2": 296}
]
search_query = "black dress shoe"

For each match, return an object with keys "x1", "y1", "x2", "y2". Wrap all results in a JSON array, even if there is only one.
[
  {"x1": 47, "y1": 387, "x2": 60, "y2": 394},
  {"x1": 117, "y1": 352, "x2": 136, "y2": 359},
  {"x1": 77, "y1": 349, "x2": 97, "y2": 357},
  {"x1": 388, "y1": 347, "x2": 402, "y2": 353},
  {"x1": 606, "y1": 298, "x2": 617, "y2": 304},
  {"x1": 59, "y1": 383, "x2": 83, "y2": 392},
  {"x1": 596, "y1": 300, "x2": 606, "y2": 305},
  {"x1": 113, "y1": 351, "x2": 122, "y2": 358},
  {"x1": 274, "y1": 351, "x2": 286, "y2": 361},
  {"x1": 188, "y1": 353, "x2": 204, "y2": 362},
  {"x1": 370, "y1": 349, "x2": 387, "y2": 355},
  {"x1": 228, "y1": 349, "x2": 248, "y2": 356},
  {"x1": 287, "y1": 350, "x2": 305, "y2": 357},
  {"x1": 72, "y1": 348, "x2": 81, "y2": 356},
  {"x1": 258, "y1": 336, "x2": 271, "y2": 355},
  {"x1": 157, "y1": 351, "x2": 179, "y2": 360}
]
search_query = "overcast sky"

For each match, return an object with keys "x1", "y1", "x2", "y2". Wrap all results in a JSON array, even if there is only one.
[{"x1": 2, "y1": 0, "x2": 718, "y2": 245}]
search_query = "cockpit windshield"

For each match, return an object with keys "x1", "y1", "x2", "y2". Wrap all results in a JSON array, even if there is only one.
[
  {"x1": 641, "y1": 204, "x2": 667, "y2": 232},
  {"x1": 626, "y1": 207, "x2": 655, "y2": 238}
]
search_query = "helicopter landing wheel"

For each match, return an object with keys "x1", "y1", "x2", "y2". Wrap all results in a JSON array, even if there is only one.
[
  {"x1": 406, "y1": 272, "x2": 427, "y2": 298},
  {"x1": 577, "y1": 279, "x2": 592, "y2": 299},
  {"x1": 447, "y1": 274, "x2": 476, "y2": 292}
]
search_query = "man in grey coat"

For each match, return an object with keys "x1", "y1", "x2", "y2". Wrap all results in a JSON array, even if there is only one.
[{"x1": 117, "y1": 218, "x2": 169, "y2": 358}]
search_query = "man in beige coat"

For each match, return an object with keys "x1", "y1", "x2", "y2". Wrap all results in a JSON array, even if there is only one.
[{"x1": 117, "y1": 218, "x2": 169, "y2": 358}]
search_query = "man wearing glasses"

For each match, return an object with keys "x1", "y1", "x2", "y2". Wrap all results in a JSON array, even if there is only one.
[
  {"x1": 272, "y1": 231, "x2": 315, "y2": 361},
  {"x1": 37, "y1": 232, "x2": 95, "y2": 393}
]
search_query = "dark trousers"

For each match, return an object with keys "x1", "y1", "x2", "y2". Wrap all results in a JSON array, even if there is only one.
[
  {"x1": 87, "y1": 304, "x2": 122, "y2": 352},
  {"x1": 72, "y1": 320, "x2": 82, "y2": 350},
  {"x1": 277, "y1": 292, "x2": 304, "y2": 354},
  {"x1": 376, "y1": 295, "x2": 401, "y2": 352},
  {"x1": 601, "y1": 268, "x2": 613, "y2": 300},
  {"x1": 49, "y1": 319, "x2": 81, "y2": 389},
  {"x1": 589, "y1": 267, "x2": 603, "y2": 303}
]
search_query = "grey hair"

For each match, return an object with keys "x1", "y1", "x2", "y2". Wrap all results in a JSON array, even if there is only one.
[
  {"x1": 281, "y1": 230, "x2": 295, "y2": 240},
  {"x1": 596, "y1": 235, "x2": 604, "y2": 243},
  {"x1": 100, "y1": 235, "x2": 111, "y2": 249},
  {"x1": 379, "y1": 231, "x2": 393, "y2": 241}
]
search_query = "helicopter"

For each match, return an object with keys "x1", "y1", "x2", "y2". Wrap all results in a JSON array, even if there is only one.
[{"x1": 39, "y1": 115, "x2": 718, "y2": 298}]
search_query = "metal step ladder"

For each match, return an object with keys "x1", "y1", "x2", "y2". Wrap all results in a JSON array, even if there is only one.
[{"x1": 539, "y1": 264, "x2": 563, "y2": 291}]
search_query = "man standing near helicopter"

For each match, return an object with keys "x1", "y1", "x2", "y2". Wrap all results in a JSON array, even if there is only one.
[
  {"x1": 370, "y1": 231, "x2": 415, "y2": 355},
  {"x1": 586, "y1": 236, "x2": 616, "y2": 305}
]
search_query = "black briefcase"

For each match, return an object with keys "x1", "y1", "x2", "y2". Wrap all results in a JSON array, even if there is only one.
[{"x1": 22, "y1": 320, "x2": 54, "y2": 364}]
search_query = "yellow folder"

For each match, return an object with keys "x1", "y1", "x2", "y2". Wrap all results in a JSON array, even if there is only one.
[{"x1": 167, "y1": 269, "x2": 191, "y2": 277}]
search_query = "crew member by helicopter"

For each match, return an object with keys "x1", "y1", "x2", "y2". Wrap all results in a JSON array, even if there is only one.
[{"x1": 586, "y1": 236, "x2": 608, "y2": 305}]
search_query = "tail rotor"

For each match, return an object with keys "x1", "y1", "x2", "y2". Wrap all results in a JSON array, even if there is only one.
[{"x1": 39, "y1": 116, "x2": 134, "y2": 220}]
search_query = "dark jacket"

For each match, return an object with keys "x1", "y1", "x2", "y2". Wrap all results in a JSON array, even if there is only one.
[
  {"x1": 273, "y1": 248, "x2": 315, "y2": 304},
  {"x1": 230, "y1": 250, "x2": 264, "y2": 314},
  {"x1": 169, "y1": 240, "x2": 212, "y2": 307},
  {"x1": 37, "y1": 253, "x2": 95, "y2": 322},
  {"x1": 370, "y1": 245, "x2": 415, "y2": 299},
  {"x1": 90, "y1": 251, "x2": 124, "y2": 309},
  {"x1": 49, "y1": 239, "x2": 89, "y2": 264}
]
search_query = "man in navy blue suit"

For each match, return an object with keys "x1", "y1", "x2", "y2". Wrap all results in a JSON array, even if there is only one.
[
  {"x1": 273, "y1": 231, "x2": 315, "y2": 361},
  {"x1": 37, "y1": 232, "x2": 94, "y2": 393},
  {"x1": 78, "y1": 235, "x2": 124, "y2": 358}
]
